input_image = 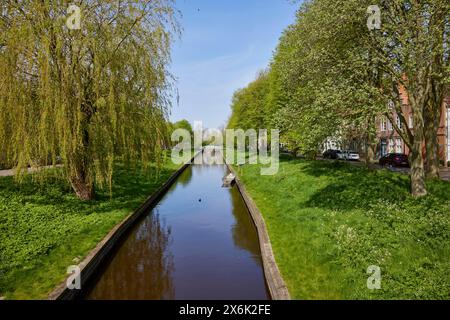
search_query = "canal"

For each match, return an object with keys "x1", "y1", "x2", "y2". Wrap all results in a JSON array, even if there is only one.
[{"x1": 84, "y1": 158, "x2": 269, "y2": 299}]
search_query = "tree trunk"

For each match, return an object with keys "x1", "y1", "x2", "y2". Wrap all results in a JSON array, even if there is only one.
[
  {"x1": 409, "y1": 122, "x2": 427, "y2": 197},
  {"x1": 366, "y1": 142, "x2": 377, "y2": 169},
  {"x1": 70, "y1": 174, "x2": 94, "y2": 201},
  {"x1": 424, "y1": 71, "x2": 444, "y2": 179},
  {"x1": 70, "y1": 123, "x2": 94, "y2": 201},
  {"x1": 365, "y1": 116, "x2": 377, "y2": 169},
  {"x1": 410, "y1": 147, "x2": 427, "y2": 197},
  {"x1": 424, "y1": 106, "x2": 440, "y2": 179}
]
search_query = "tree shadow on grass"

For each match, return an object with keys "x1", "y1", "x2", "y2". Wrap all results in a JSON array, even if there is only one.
[
  {"x1": 295, "y1": 159, "x2": 450, "y2": 215},
  {"x1": 0, "y1": 163, "x2": 178, "y2": 297},
  {"x1": 298, "y1": 160, "x2": 412, "y2": 212},
  {"x1": 0, "y1": 164, "x2": 177, "y2": 217}
]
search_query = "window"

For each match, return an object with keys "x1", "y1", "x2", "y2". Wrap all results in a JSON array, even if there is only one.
[
  {"x1": 381, "y1": 118, "x2": 387, "y2": 132},
  {"x1": 396, "y1": 115, "x2": 402, "y2": 129},
  {"x1": 388, "y1": 120, "x2": 393, "y2": 131},
  {"x1": 409, "y1": 115, "x2": 413, "y2": 128},
  {"x1": 396, "y1": 138, "x2": 403, "y2": 153},
  {"x1": 389, "y1": 138, "x2": 395, "y2": 153},
  {"x1": 381, "y1": 139, "x2": 387, "y2": 156}
]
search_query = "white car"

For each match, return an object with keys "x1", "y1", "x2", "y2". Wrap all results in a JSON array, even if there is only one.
[{"x1": 339, "y1": 150, "x2": 360, "y2": 161}]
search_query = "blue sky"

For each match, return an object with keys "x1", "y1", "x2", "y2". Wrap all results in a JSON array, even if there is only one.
[{"x1": 169, "y1": 0, "x2": 299, "y2": 129}]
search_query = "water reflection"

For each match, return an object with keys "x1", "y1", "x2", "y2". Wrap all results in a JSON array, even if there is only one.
[
  {"x1": 87, "y1": 211, "x2": 175, "y2": 300},
  {"x1": 85, "y1": 162, "x2": 269, "y2": 300},
  {"x1": 177, "y1": 163, "x2": 193, "y2": 187},
  {"x1": 229, "y1": 188, "x2": 262, "y2": 266}
]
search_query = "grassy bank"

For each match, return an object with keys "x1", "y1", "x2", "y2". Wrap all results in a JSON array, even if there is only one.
[
  {"x1": 234, "y1": 158, "x2": 450, "y2": 299},
  {"x1": 0, "y1": 160, "x2": 180, "y2": 299}
]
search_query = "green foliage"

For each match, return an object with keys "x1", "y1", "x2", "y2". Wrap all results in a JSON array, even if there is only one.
[
  {"x1": 171, "y1": 119, "x2": 193, "y2": 135},
  {"x1": 0, "y1": 1, "x2": 180, "y2": 199},
  {"x1": 235, "y1": 159, "x2": 450, "y2": 299},
  {"x1": 228, "y1": 0, "x2": 449, "y2": 166},
  {"x1": 227, "y1": 0, "x2": 384, "y2": 155},
  {"x1": 168, "y1": 119, "x2": 194, "y2": 148},
  {"x1": 227, "y1": 70, "x2": 273, "y2": 131},
  {"x1": 0, "y1": 161, "x2": 178, "y2": 299}
]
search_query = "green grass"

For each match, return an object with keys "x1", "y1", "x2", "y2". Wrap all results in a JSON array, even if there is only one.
[
  {"x1": 234, "y1": 158, "x2": 450, "y2": 299},
  {"x1": 0, "y1": 160, "x2": 180, "y2": 299}
]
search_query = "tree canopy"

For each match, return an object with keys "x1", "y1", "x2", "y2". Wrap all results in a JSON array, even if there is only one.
[
  {"x1": 170, "y1": 119, "x2": 193, "y2": 135},
  {"x1": 0, "y1": 0, "x2": 180, "y2": 200},
  {"x1": 227, "y1": 0, "x2": 449, "y2": 196}
]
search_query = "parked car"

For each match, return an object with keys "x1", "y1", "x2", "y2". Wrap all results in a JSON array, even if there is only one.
[
  {"x1": 339, "y1": 150, "x2": 360, "y2": 161},
  {"x1": 323, "y1": 149, "x2": 341, "y2": 159},
  {"x1": 379, "y1": 153, "x2": 409, "y2": 167}
]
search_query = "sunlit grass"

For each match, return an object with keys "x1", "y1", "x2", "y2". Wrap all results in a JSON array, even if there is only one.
[
  {"x1": 0, "y1": 160, "x2": 179, "y2": 299},
  {"x1": 234, "y1": 158, "x2": 450, "y2": 299}
]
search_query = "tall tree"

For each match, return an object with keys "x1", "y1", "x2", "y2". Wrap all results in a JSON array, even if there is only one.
[
  {"x1": 227, "y1": 0, "x2": 449, "y2": 197},
  {"x1": 423, "y1": 2, "x2": 450, "y2": 178},
  {"x1": 171, "y1": 119, "x2": 193, "y2": 135},
  {"x1": 0, "y1": 0, "x2": 179, "y2": 200},
  {"x1": 227, "y1": 70, "x2": 271, "y2": 131},
  {"x1": 366, "y1": 0, "x2": 450, "y2": 196},
  {"x1": 270, "y1": 0, "x2": 383, "y2": 158}
]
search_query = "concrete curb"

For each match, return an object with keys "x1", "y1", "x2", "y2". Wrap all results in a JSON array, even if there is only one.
[
  {"x1": 225, "y1": 163, "x2": 291, "y2": 300},
  {"x1": 48, "y1": 153, "x2": 199, "y2": 300}
]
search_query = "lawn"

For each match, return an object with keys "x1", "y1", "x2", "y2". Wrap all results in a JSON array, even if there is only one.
[
  {"x1": 0, "y1": 159, "x2": 180, "y2": 299},
  {"x1": 234, "y1": 157, "x2": 450, "y2": 299}
]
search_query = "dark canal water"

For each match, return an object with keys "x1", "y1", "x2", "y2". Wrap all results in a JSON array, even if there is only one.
[{"x1": 84, "y1": 161, "x2": 269, "y2": 300}]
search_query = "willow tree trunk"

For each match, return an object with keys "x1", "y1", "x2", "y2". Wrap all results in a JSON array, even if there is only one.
[
  {"x1": 70, "y1": 171, "x2": 94, "y2": 201},
  {"x1": 69, "y1": 122, "x2": 94, "y2": 201}
]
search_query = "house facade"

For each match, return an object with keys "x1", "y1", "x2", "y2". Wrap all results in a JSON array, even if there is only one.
[{"x1": 375, "y1": 88, "x2": 449, "y2": 164}]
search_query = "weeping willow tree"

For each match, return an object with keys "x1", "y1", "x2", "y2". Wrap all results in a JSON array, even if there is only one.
[{"x1": 0, "y1": 0, "x2": 179, "y2": 200}]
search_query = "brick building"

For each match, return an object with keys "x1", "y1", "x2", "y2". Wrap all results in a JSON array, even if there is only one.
[{"x1": 375, "y1": 87, "x2": 449, "y2": 164}]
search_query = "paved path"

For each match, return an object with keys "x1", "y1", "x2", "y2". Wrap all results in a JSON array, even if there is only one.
[
  {"x1": 440, "y1": 167, "x2": 450, "y2": 181},
  {"x1": 0, "y1": 165, "x2": 63, "y2": 177}
]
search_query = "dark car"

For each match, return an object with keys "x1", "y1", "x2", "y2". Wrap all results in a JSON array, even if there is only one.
[
  {"x1": 323, "y1": 149, "x2": 341, "y2": 160},
  {"x1": 379, "y1": 153, "x2": 409, "y2": 167}
]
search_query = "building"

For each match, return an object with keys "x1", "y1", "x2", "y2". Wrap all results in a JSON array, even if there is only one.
[
  {"x1": 375, "y1": 87, "x2": 449, "y2": 165},
  {"x1": 323, "y1": 136, "x2": 342, "y2": 152}
]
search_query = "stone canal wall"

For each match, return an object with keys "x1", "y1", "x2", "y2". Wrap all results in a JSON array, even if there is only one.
[
  {"x1": 225, "y1": 163, "x2": 291, "y2": 300},
  {"x1": 49, "y1": 154, "x2": 199, "y2": 300}
]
